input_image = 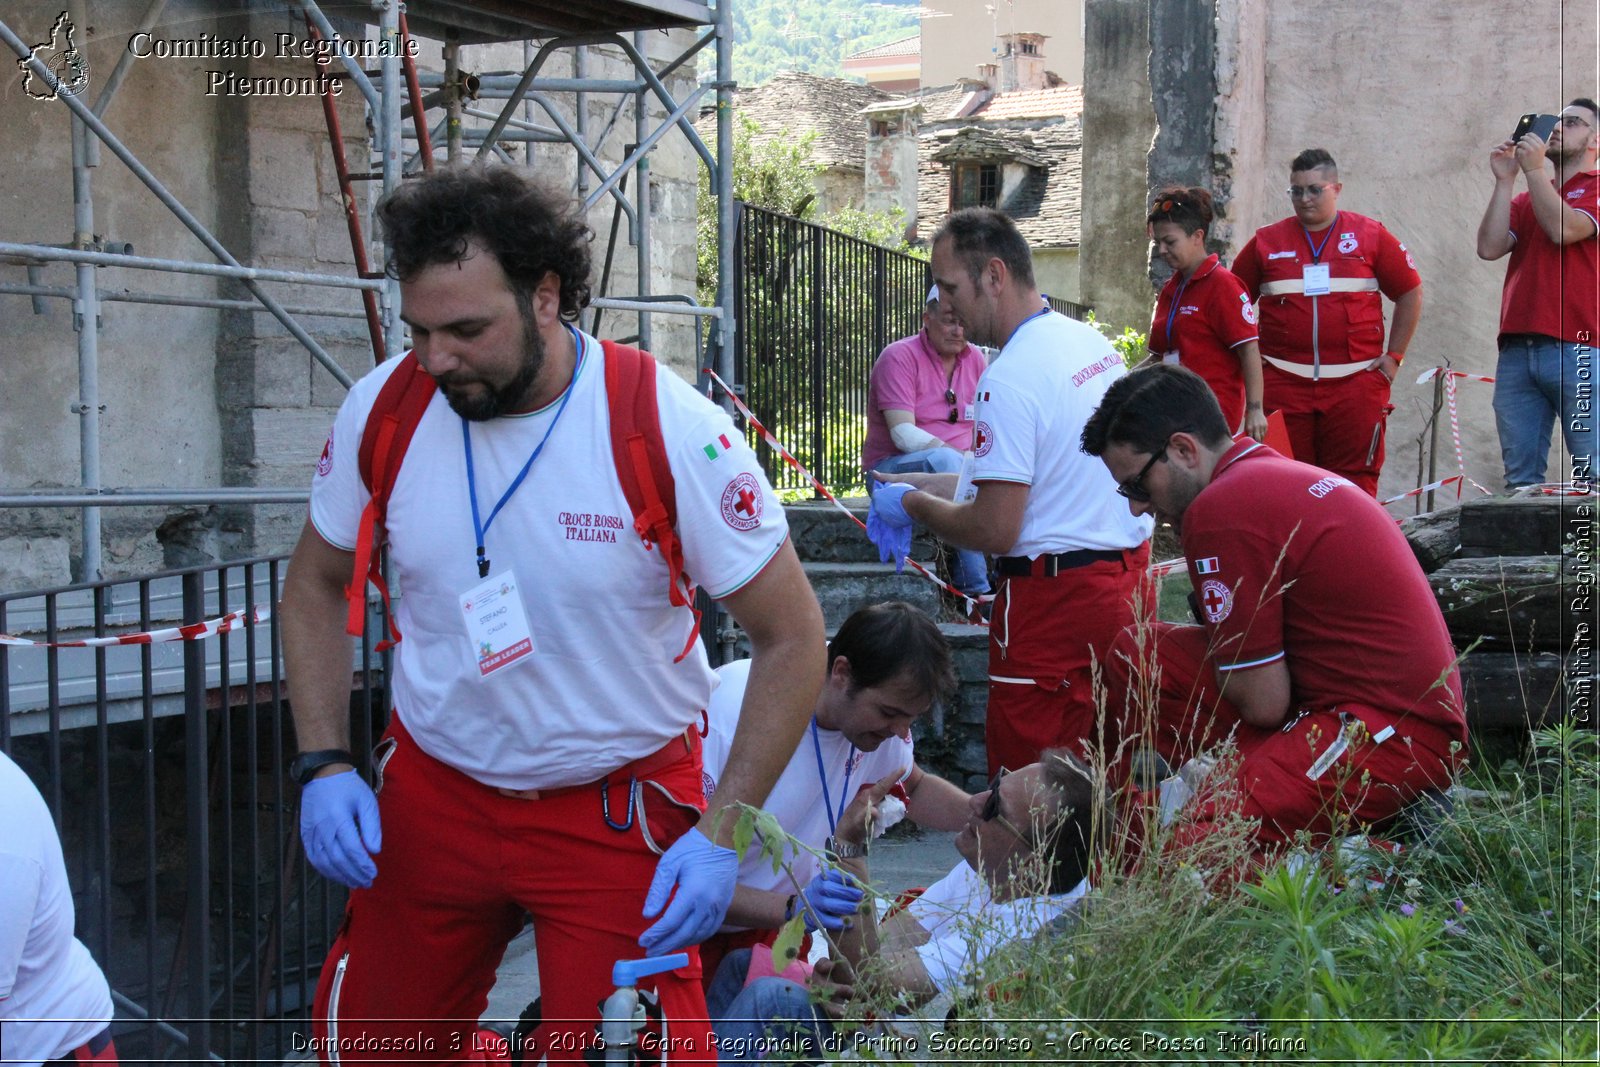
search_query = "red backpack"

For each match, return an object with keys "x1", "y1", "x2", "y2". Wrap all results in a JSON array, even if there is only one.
[{"x1": 343, "y1": 340, "x2": 701, "y2": 661}]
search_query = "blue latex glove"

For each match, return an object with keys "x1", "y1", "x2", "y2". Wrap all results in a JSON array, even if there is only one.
[
  {"x1": 639, "y1": 827, "x2": 739, "y2": 955},
  {"x1": 866, "y1": 482, "x2": 915, "y2": 573},
  {"x1": 300, "y1": 769, "x2": 382, "y2": 889},
  {"x1": 794, "y1": 868, "x2": 864, "y2": 932}
]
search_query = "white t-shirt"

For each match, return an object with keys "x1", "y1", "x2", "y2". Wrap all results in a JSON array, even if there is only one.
[
  {"x1": 970, "y1": 312, "x2": 1153, "y2": 557},
  {"x1": 701, "y1": 659, "x2": 913, "y2": 926},
  {"x1": 0, "y1": 753, "x2": 113, "y2": 1066},
  {"x1": 907, "y1": 862, "x2": 1088, "y2": 995},
  {"x1": 310, "y1": 331, "x2": 790, "y2": 790}
]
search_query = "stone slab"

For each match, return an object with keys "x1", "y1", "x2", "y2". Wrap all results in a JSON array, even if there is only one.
[
  {"x1": 1430, "y1": 555, "x2": 1589, "y2": 652},
  {"x1": 1458, "y1": 492, "x2": 1592, "y2": 558},
  {"x1": 804, "y1": 562, "x2": 942, "y2": 631},
  {"x1": 1460, "y1": 651, "x2": 1580, "y2": 731}
]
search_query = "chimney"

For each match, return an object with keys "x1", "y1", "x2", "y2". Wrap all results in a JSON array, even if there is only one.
[{"x1": 996, "y1": 32, "x2": 1050, "y2": 92}]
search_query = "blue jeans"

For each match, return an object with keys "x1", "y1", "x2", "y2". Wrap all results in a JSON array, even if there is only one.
[
  {"x1": 707, "y1": 949, "x2": 832, "y2": 1064},
  {"x1": 1493, "y1": 335, "x2": 1599, "y2": 488},
  {"x1": 871, "y1": 447, "x2": 991, "y2": 595}
]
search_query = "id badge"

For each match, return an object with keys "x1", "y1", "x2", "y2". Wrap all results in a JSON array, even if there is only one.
[
  {"x1": 1162, "y1": 349, "x2": 1181, "y2": 365},
  {"x1": 459, "y1": 571, "x2": 535, "y2": 677},
  {"x1": 963, "y1": 402, "x2": 976, "y2": 422},
  {"x1": 953, "y1": 450, "x2": 979, "y2": 503},
  {"x1": 1302, "y1": 264, "x2": 1332, "y2": 296}
]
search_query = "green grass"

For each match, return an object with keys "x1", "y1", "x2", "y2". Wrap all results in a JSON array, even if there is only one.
[{"x1": 833, "y1": 726, "x2": 1598, "y2": 1063}]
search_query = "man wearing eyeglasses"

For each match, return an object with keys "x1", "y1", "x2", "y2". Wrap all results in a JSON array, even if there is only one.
[
  {"x1": 862, "y1": 287, "x2": 991, "y2": 597},
  {"x1": 1082, "y1": 364, "x2": 1467, "y2": 865},
  {"x1": 1476, "y1": 98, "x2": 1600, "y2": 489},
  {"x1": 1232, "y1": 148, "x2": 1423, "y2": 496}
]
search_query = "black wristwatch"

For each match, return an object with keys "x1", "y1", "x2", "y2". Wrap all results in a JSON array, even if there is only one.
[{"x1": 290, "y1": 748, "x2": 356, "y2": 786}]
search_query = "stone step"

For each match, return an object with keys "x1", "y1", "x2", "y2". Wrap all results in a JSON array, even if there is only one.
[
  {"x1": 1429, "y1": 555, "x2": 1589, "y2": 652},
  {"x1": 785, "y1": 498, "x2": 903, "y2": 563},
  {"x1": 1460, "y1": 651, "x2": 1585, "y2": 731},
  {"x1": 1458, "y1": 490, "x2": 1595, "y2": 558},
  {"x1": 803, "y1": 562, "x2": 943, "y2": 631}
]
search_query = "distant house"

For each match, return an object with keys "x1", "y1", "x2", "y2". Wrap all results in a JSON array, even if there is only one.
[
  {"x1": 841, "y1": 33, "x2": 920, "y2": 92},
  {"x1": 698, "y1": 70, "x2": 889, "y2": 215},
  {"x1": 715, "y1": 32, "x2": 1084, "y2": 301}
]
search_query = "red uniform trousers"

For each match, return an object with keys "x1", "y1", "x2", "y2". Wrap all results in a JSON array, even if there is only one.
[
  {"x1": 1263, "y1": 365, "x2": 1393, "y2": 496},
  {"x1": 45, "y1": 1030, "x2": 117, "y2": 1066},
  {"x1": 311, "y1": 716, "x2": 715, "y2": 1065},
  {"x1": 1107, "y1": 622, "x2": 1464, "y2": 862},
  {"x1": 985, "y1": 545, "x2": 1152, "y2": 775}
]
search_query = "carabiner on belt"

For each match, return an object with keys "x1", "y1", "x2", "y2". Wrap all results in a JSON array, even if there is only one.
[{"x1": 601, "y1": 775, "x2": 638, "y2": 832}]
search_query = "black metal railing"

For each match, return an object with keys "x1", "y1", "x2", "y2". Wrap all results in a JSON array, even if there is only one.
[
  {"x1": 0, "y1": 557, "x2": 387, "y2": 1063},
  {"x1": 733, "y1": 203, "x2": 930, "y2": 497},
  {"x1": 731, "y1": 204, "x2": 1093, "y2": 497}
]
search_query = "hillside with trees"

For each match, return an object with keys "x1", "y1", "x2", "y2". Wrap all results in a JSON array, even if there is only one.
[{"x1": 725, "y1": 0, "x2": 919, "y2": 87}]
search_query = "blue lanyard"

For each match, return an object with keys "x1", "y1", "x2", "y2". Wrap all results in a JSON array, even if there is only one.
[
  {"x1": 809, "y1": 717, "x2": 856, "y2": 837},
  {"x1": 1001, "y1": 306, "x2": 1052, "y2": 351},
  {"x1": 1301, "y1": 212, "x2": 1341, "y2": 263},
  {"x1": 462, "y1": 326, "x2": 582, "y2": 578},
  {"x1": 1163, "y1": 274, "x2": 1190, "y2": 349}
]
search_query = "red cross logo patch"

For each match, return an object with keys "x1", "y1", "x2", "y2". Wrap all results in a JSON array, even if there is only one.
[
  {"x1": 316, "y1": 429, "x2": 334, "y2": 477},
  {"x1": 1200, "y1": 578, "x2": 1233, "y2": 624},
  {"x1": 973, "y1": 419, "x2": 994, "y2": 458},
  {"x1": 720, "y1": 472, "x2": 764, "y2": 531}
]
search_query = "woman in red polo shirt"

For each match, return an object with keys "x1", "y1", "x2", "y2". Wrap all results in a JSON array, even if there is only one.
[{"x1": 1145, "y1": 187, "x2": 1268, "y2": 440}]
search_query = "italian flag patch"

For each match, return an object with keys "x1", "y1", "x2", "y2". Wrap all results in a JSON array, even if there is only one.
[{"x1": 703, "y1": 433, "x2": 733, "y2": 461}]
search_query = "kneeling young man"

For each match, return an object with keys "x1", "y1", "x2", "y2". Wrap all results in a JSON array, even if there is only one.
[
  {"x1": 699, "y1": 602, "x2": 973, "y2": 980},
  {"x1": 1081, "y1": 363, "x2": 1467, "y2": 862}
]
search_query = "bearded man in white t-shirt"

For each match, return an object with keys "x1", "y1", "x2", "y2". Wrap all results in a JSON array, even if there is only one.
[{"x1": 279, "y1": 166, "x2": 825, "y2": 1064}]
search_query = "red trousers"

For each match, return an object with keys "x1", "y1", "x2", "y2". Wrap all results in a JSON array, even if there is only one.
[
  {"x1": 45, "y1": 1030, "x2": 116, "y2": 1065},
  {"x1": 985, "y1": 545, "x2": 1152, "y2": 775},
  {"x1": 311, "y1": 717, "x2": 715, "y2": 1064},
  {"x1": 1106, "y1": 622, "x2": 1464, "y2": 860},
  {"x1": 1263, "y1": 365, "x2": 1393, "y2": 495}
]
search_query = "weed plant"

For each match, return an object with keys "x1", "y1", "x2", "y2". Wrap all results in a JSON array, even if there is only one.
[{"x1": 810, "y1": 725, "x2": 1596, "y2": 1064}]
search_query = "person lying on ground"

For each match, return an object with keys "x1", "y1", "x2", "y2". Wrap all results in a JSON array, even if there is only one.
[
  {"x1": 698, "y1": 601, "x2": 972, "y2": 984},
  {"x1": 709, "y1": 751, "x2": 1105, "y2": 1062}
]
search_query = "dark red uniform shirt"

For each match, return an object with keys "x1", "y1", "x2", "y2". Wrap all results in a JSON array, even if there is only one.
[
  {"x1": 1182, "y1": 440, "x2": 1466, "y2": 738},
  {"x1": 1149, "y1": 253, "x2": 1258, "y2": 429}
]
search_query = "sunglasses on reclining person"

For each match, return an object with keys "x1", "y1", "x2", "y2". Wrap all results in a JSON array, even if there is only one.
[{"x1": 981, "y1": 767, "x2": 1031, "y2": 842}]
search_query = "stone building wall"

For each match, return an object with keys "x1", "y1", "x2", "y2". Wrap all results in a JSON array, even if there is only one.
[
  {"x1": 0, "y1": 1, "x2": 705, "y2": 588},
  {"x1": 1084, "y1": 0, "x2": 1598, "y2": 499}
]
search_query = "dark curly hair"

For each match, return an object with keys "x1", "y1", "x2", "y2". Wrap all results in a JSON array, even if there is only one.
[
  {"x1": 376, "y1": 166, "x2": 593, "y2": 321},
  {"x1": 1146, "y1": 185, "x2": 1215, "y2": 238}
]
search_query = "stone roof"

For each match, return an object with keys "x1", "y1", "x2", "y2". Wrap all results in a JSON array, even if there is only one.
[
  {"x1": 916, "y1": 121, "x2": 1081, "y2": 249},
  {"x1": 701, "y1": 70, "x2": 889, "y2": 170},
  {"x1": 931, "y1": 127, "x2": 1047, "y2": 169},
  {"x1": 845, "y1": 33, "x2": 920, "y2": 61}
]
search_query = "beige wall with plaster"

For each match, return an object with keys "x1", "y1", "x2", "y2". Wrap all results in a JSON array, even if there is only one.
[
  {"x1": 922, "y1": 0, "x2": 1082, "y2": 88},
  {"x1": 1215, "y1": 0, "x2": 1598, "y2": 499}
]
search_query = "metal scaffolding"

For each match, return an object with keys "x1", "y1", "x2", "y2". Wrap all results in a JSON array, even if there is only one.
[{"x1": 0, "y1": 0, "x2": 737, "y2": 582}]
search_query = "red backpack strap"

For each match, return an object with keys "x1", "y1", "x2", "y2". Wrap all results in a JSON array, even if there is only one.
[
  {"x1": 602, "y1": 339, "x2": 700, "y2": 663},
  {"x1": 348, "y1": 354, "x2": 438, "y2": 646}
]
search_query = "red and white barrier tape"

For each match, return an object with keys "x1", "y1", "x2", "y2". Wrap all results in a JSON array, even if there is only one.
[
  {"x1": 0, "y1": 605, "x2": 271, "y2": 649},
  {"x1": 705, "y1": 370, "x2": 984, "y2": 618},
  {"x1": 1151, "y1": 557, "x2": 1188, "y2": 578},
  {"x1": 1381, "y1": 475, "x2": 1464, "y2": 506},
  {"x1": 1414, "y1": 368, "x2": 1495, "y2": 386}
]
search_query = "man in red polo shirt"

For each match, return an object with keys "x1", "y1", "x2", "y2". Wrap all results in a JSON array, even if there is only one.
[
  {"x1": 1476, "y1": 97, "x2": 1599, "y2": 488},
  {"x1": 1233, "y1": 149, "x2": 1423, "y2": 496},
  {"x1": 1082, "y1": 364, "x2": 1467, "y2": 863}
]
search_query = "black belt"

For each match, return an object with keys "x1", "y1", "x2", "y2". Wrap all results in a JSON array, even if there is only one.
[{"x1": 996, "y1": 549, "x2": 1125, "y2": 577}]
